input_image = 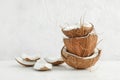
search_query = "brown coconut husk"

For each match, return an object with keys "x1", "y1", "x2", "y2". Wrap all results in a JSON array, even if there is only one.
[
  {"x1": 61, "y1": 47, "x2": 101, "y2": 69},
  {"x1": 63, "y1": 33, "x2": 98, "y2": 57},
  {"x1": 62, "y1": 23, "x2": 94, "y2": 38}
]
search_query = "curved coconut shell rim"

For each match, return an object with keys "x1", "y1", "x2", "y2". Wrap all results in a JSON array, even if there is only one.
[
  {"x1": 62, "y1": 23, "x2": 94, "y2": 31},
  {"x1": 15, "y1": 57, "x2": 35, "y2": 67},
  {"x1": 62, "y1": 47, "x2": 101, "y2": 59}
]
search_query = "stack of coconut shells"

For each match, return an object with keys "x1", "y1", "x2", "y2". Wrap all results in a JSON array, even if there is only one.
[{"x1": 61, "y1": 22, "x2": 102, "y2": 69}]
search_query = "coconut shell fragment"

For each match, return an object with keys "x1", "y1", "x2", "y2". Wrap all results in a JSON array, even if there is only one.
[
  {"x1": 33, "y1": 59, "x2": 52, "y2": 71},
  {"x1": 44, "y1": 57, "x2": 64, "y2": 66},
  {"x1": 21, "y1": 53, "x2": 40, "y2": 61},
  {"x1": 15, "y1": 57, "x2": 36, "y2": 67}
]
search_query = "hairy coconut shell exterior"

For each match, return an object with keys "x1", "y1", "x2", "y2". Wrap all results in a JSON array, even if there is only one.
[
  {"x1": 64, "y1": 34, "x2": 98, "y2": 57},
  {"x1": 61, "y1": 47, "x2": 101, "y2": 69},
  {"x1": 62, "y1": 26, "x2": 94, "y2": 38}
]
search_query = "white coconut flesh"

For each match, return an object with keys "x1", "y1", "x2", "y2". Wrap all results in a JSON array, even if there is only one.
[
  {"x1": 63, "y1": 24, "x2": 80, "y2": 31},
  {"x1": 44, "y1": 57, "x2": 63, "y2": 63},
  {"x1": 82, "y1": 23, "x2": 92, "y2": 28},
  {"x1": 21, "y1": 53, "x2": 40, "y2": 61},
  {"x1": 15, "y1": 57, "x2": 36, "y2": 66},
  {"x1": 63, "y1": 23, "x2": 92, "y2": 31},
  {"x1": 33, "y1": 59, "x2": 52, "y2": 71},
  {"x1": 63, "y1": 47, "x2": 99, "y2": 59},
  {"x1": 44, "y1": 57, "x2": 64, "y2": 65}
]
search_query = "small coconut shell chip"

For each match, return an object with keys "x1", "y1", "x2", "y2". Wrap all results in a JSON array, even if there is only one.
[
  {"x1": 44, "y1": 57, "x2": 64, "y2": 66},
  {"x1": 21, "y1": 53, "x2": 40, "y2": 61},
  {"x1": 15, "y1": 57, "x2": 36, "y2": 67},
  {"x1": 61, "y1": 47, "x2": 101, "y2": 69},
  {"x1": 33, "y1": 59, "x2": 52, "y2": 71}
]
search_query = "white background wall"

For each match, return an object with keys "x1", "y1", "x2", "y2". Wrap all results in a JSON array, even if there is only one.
[{"x1": 0, "y1": 0, "x2": 120, "y2": 61}]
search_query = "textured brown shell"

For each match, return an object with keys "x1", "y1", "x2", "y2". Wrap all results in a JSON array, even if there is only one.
[
  {"x1": 62, "y1": 26, "x2": 94, "y2": 38},
  {"x1": 61, "y1": 47, "x2": 101, "y2": 69},
  {"x1": 64, "y1": 34, "x2": 98, "y2": 57},
  {"x1": 51, "y1": 61, "x2": 64, "y2": 66}
]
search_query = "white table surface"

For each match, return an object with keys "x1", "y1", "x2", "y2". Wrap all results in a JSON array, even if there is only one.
[{"x1": 0, "y1": 60, "x2": 120, "y2": 80}]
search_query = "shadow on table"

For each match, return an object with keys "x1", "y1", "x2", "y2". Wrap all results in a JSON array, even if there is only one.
[
  {"x1": 11, "y1": 62, "x2": 93, "y2": 72},
  {"x1": 52, "y1": 64, "x2": 87, "y2": 71}
]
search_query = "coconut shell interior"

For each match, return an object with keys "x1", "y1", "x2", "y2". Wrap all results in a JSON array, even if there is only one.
[
  {"x1": 62, "y1": 26, "x2": 94, "y2": 38},
  {"x1": 64, "y1": 34, "x2": 98, "y2": 57},
  {"x1": 61, "y1": 47, "x2": 101, "y2": 69}
]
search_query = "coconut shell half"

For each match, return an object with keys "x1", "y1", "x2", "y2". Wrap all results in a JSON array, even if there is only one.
[
  {"x1": 61, "y1": 47, "x2": 101, "y2": 69},
  {"x1": 64, "y1": 33, "x2": 98, "y2": 57},
  {"x1": 62, "y1": 24, "x2": 94, "y2": 38}
]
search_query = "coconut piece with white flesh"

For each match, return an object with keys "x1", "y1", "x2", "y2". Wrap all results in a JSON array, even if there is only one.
[
  {"x1": 62, "y1": 23, "x2": 94, "y2": 38},
  {"x1": 33, "y1": 59, "x2": 52, "y2": 71},
  {"x1": 15, "y1": 57, "x2": 36, "y2": 67},
  {"x1": 61, "y1": 47, "x2": 101, "y2": 69},
  {"x1": 44, "y1": 56, "x2": 64, "y2": 66},
  {"x1": 21, "y1": 52, "x2": 40, "y2": 61},
  {"x1": 62, "y1": 24, "x2": 80, "y2": 31}
]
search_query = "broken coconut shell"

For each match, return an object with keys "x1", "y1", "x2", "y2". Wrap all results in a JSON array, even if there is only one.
[
  {"x1": 64, "y1": 33, "x2": 98, "y2": 57},
  {"x1": 21, "y1": 53, "x2": 40, "y2": 61},
  {"x1": 44, "y1": 57, "x2": 64, "y2": 66},
  {"x1": 33, "y1": 59, "x2": 52, "y2": 71},
  {"x1": 15, "y1": 57, "x2": 36, "y2": 67},
  {"x1": 61, "y1": 47, "x2": 101, "y2": 69},
  {"x1": 62, "y1": 23, "x2": 94, "y2": 38}
]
